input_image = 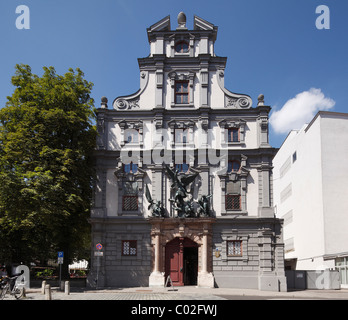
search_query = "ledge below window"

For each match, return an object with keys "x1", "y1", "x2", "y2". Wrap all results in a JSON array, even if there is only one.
[
  {"x1": 171, "y1": 103, "x2": 195, "y2": 108},
  {"x1": 221, "y1": 210, "x2": 248, "y2": 216}
]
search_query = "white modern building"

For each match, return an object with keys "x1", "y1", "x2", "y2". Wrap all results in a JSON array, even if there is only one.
[{"x1": 273, "y1": 111, "x2": 348, "y2": 287}]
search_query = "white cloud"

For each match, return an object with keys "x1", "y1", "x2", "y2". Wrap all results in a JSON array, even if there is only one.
[{"x1": 269, "y1": 88, "x2": 335, "y2": 134}]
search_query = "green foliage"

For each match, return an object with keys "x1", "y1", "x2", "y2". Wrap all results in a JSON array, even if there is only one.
[
  {"x1": 35, "y1": 268, "x2": 55, "y2": 279},
  {"x1": 0, "y1": 64, "x2": 96, "y2": 267}
]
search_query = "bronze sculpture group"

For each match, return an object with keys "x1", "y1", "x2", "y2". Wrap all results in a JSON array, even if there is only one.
[{"x1": 145, "y1": 165, "x2": 212, "y2": 218}]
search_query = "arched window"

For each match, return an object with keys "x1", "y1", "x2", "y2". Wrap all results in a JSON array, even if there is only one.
[{"x1": 175, "y1": 41, "x2": 189, "y2": 53}]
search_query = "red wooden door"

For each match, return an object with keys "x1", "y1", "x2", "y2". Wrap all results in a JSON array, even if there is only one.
[{"x1": 165, "y1": 238, "x2": 184, "y2": 286}]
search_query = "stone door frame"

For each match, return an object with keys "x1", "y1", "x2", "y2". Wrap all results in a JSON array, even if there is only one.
[{"x1": 148, "y1": 217, "x2": 215, "y2": 287}]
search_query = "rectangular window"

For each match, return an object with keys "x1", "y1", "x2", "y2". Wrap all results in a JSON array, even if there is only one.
[
  {"x1": 123, "y1": 162, "x2": 138, "y2": 174},
  {"x1": 228, "y1": 128, "x2": 240, "y2": 142},
  {"x1": 292, "y1": 151, "x2": 297, "y2": 163},
  {"x1": 122, "y1": 240, "x2": 137, "y2": 256},
  {"x1": 227, "y1": 240, "x2": 242, "y2": 256},
  {"x1": 175, "y1": 163, "x2": 189, "y2": 173},
  {"x1": 122, "y1": 181, "x2": 138, "y2": 211},
  {"x1": 124, "y1": 129, "x2": 139, "y2": 144},
  {"x1": 122, "y1": 195, "x2": 138, "y2": 211},
  {"x1": 175, "y1": 128, "x2": 189, "y2": 143},
  {"x1": 225, "y1": 194, "x2": 241, "y2": 210},
  {"x1": 175, "y1": 81, "x2": 189, "y2": 104}
]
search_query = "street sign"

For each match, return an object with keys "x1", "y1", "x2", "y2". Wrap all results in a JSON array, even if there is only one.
[
  {"x1": 58, "y1": 251, "x2": 64, "y2": 264},
  {"x1": 96, "y1": 243, "x2": 103, "y2": 250},
  {"x1": 94, "y1": 251, "x2": 103, "y2": 256}
]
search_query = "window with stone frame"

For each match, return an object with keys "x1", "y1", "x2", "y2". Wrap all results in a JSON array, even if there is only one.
[
  {"x1": 227, "y1": 160, "x2": 240, "y2": 173},
  {"x1": 175, "y1": 128, "x2": 189, "y2": 144},
  {"x1": 225, "y1": 180, "x2": 241, "y2": 210},
  {"x1": 123, "y1": 162, "x2": 138, "y2": 174},
  {"x1": 228, "y1": 128, "x2": 240, "y2": 143},
  {"x1": 124, "y1": 128, "x2": 139, "y2": 144},
  {"x1": 175, "y1": 162, "x2": 189, "y2": 173},
  {"x1": 175, "y1": 81, "x2": 189, "y2": 104},
  {"x1": 122, "y1": 181, "x2": 138, "y2": 211},
  {"x1": 175, "y1": 40, "x2": 189, "y2": 53},
  {"x1": 227, "y1": 240, "x2": 242, "y2": 257},
  {"x1": 122, "y1": 240, "x2": 137, "y2": 256}
]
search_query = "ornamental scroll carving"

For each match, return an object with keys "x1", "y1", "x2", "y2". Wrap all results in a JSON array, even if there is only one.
[
  {"x1": 217, "y1": 70, "x2": 252, "y2": 109},
  {"x1": 113, "y1": 71, "x2": 149, "y2": 110}
]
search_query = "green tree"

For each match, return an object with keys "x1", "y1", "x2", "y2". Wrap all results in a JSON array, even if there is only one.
[{"x1": 0, "y1": 64, "x2": 96, "y2": 277}]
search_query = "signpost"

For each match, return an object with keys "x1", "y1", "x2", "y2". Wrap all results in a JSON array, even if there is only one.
[
  {"x1": 58, "y1": 251, "x2": 64, "y2": 290},
  {"x1": 95, "y1": 244, "x2": 103, "y2": 289}
]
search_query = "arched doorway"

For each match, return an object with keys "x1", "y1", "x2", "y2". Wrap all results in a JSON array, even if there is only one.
[{"x1": 165, "y1": 237, "x2": 198, "y2": 286}]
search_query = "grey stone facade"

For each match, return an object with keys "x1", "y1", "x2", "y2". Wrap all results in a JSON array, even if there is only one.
[
  {"x1": 87, "y1": 13, "x2": 287, "y2": 292},
  {"x1": 213, "y1": 218, "x2": 285, "y2": 291}
]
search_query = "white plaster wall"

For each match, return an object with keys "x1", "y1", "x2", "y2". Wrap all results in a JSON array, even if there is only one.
[
  {"x1": 247, "y1": 169, "x2": 258, "y2": 217},
  {"x1": 193, "y1": 75, "x2": 200, "y2": 108},
  {"x1": 106, "y1": 169, "x2": 118, "y2": 217},
  {"x1": 207, "y1": 121, "x2": 220, "y2": 150},
  {"x1": 139, "y1": 72, "x2": 156, "y2": 109},
  {"x1": 320, "y1": 115, "x2": 348, "y2": 256},
  {"x1": 150, "y1": 41, "x2": 155, "y2": 56},
  {"x1": 165, "y1": 40, "x2": 171, "y2": 57},
  {"x1": 194, "y1": 39, "x2": 200, "y2": 56},
  {"x1": 163, "y1": 72, "x2": 170, "y2": 109},
  {"x1": 209, "y1": 72, "x2": 224, "y2": 109},
  {"x1": 211, "y1": 174, "x2": 222, "y2": 216},
  {"x1": 143, "y1": 120, "x2": 152, "y2": 151},
  {"x1": 273, "y1": 120, "x2": 326, "y2": 267},
  {"x1": 107, "y1": 122, "x2": 121, "y2": 151},
  {"x1": 244, "y1": 120, "x2": 258, "y2": 149}
]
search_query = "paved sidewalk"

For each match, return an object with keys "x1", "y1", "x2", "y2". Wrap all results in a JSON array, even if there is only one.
[{"x1": 9, "y1": 286, "x2": 348, "y2": 300}]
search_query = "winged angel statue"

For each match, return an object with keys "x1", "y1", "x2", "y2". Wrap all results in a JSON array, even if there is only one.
[
  {"x1": 145, "y1": 184, "x2": 165, "y2": 217},
  {"x1": 165, "y1": 165, "x2": 199, "y2": 217}
]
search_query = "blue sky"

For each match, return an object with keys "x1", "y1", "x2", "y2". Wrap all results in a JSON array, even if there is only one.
[{"x1": 0, "y1": 0, "x2": 347, "y2": 147}]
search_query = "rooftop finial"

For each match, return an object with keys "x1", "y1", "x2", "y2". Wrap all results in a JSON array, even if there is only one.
[
  {"x1": 101, "y1": 96, "x2": 108, "y2": 108},
  {"x1": 177, "y1": 12, "x2": 187, "y2": 30},
  {"x1": 257, "y1": 94, "x2": 265, "y2": 106}
]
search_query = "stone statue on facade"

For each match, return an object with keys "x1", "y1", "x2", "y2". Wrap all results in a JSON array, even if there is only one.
[
  {"x1": 197, "y1": 194, "x2": 212, "y2": 217},
  {"x1": 145, "y1": 184, "x2": 165, "y2": 217},
  {"x1": 165, "y1": 165, "x2": 199, "y2": 218}
]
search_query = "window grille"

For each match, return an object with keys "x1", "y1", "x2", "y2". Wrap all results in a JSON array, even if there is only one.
[
  {"x1": 122, "y1": 240, "x2": 137, "y2": 256},
  {"x1": 122, "y1": 195, "x2": 138, "y2": 211},
  {"x1": 227, "y1": 240, "x2": 242, "y2": 256},
  {"x1": 225, "y1": 194, "x2": 241, "y2": 210}
]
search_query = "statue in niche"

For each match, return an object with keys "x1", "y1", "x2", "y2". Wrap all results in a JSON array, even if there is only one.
[
  {"x1": 145, "y1": 184, "x2": 165, "y2": 217},
  {"x1": 197, "y1": 194, "x2": 212, "y2": 217},
  {"x1": 165, "y1": 165, "x2": 199, "y2": 218}
]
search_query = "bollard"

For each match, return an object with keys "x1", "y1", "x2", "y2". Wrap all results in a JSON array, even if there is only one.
[
  {"x1": 41, "y1": 280, "x2": 47, "y2": 295},
  {"x1": 60, "y1": 280, "x2": 65, "y2": 291},
  {"x1": 22, "y1": 287, "x2": 26, "y2": 298},
  {"x1": 65, "y1": 281, "x2": 70, "y2": 295},
  {"x1": 45, "y1": 284, "x2": 51, "y2": 300}
]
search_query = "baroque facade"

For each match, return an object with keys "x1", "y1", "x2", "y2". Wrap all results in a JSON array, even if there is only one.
[{"x1": 88, "y1": 13, "x2": 287, "y2": 291}]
